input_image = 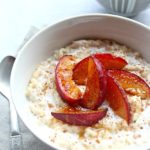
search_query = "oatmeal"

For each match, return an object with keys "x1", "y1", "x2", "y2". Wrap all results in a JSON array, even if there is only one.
[{"x1": 26, "y1": 39, "x2": 150, "y2": 150}]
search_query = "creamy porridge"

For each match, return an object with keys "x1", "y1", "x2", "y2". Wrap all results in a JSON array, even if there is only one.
[{"x1": 26, "y1": 39, "x2": 150, "y2": 150}]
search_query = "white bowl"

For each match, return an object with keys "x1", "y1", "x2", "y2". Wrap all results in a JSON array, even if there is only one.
[
  {"x1": 97, "y1": 0, "x2": 150, "y2": 17},
  {"x1": 10, "y1": 14, "x2": 150, "y2": 150}
]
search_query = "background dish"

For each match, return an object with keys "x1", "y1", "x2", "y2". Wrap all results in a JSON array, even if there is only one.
[{"x1": 96, "y1": 0, "x2": 150, "y2": 17}]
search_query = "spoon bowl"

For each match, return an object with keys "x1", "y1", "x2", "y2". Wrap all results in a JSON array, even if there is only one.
[{"x1": 0, "y1": 56, "x2": 15, "y2": 100}]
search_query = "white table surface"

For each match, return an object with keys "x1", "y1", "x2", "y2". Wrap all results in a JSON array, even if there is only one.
[{"x1": 0, "y1": 0, "x2": 150, "y2": 150}]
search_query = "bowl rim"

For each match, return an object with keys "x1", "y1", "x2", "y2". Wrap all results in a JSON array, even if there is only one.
[
  {"x1": 16, "y1": 13, "x2": 150, "y2": 59},
  {"x1": 10, "y1": 13, "x2": 150, "y2": 150}
]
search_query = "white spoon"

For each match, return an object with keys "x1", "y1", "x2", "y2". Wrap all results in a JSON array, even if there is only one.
[{"x1": 0, "y1": 56, "x2": 23, "y2": 150}]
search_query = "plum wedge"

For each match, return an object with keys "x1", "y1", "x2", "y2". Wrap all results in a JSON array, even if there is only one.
[
  {"x1": 73, "y1": 53, "x2": 127, "y2": 85},
  {"x1": 106, "y1": 73, "x2": 131, "y2": 124},
  {"x1": 94, "y1": 53, "x2": 127, "y2": 69},
  {"x1": 55, "y1": 55, "x2": 82, "y2": 105},
  {"x1": 108, "y1": 70, "x2": 150, "y2": 99},
  {"x1": 73, "y1": 57, "x2": 89, "y2": 85},
  {"x1": 51, "y1": 108, "x2": 107, "y2": 126},
  {"x1": 80, "y1": 56, "x2": 107, "y2": 109}
]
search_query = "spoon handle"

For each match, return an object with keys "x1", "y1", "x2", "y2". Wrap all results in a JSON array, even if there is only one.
[
  {"x1": 9, "y1": 97, "x2": 23, "y2": 150},
  {"x1": 9, "y1": 95, "x2": 20, "y2": 135}
]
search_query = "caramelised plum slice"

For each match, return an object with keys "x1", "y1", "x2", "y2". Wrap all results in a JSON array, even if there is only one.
[
  {"x1": 108, "y1": 70, "x2": 150, "y2": 99},
  {"x1": 55, "y1": 55, "x2": 82, "y2": 105},
  {"x1": 73, "y1": 53, "x2": 127, "y2": 85},
  {"x1": 73, "y1": 57, "x2": 89, "y2": 85},
  {"x1": 106, "y1": 72, "x2": 131, "y2": 124},
  {"x1": 51, "y1": 107, "x2": 107, "y2": 126},
  {"x1": 80, "y1": 56, "x2": 107, "y2": 109},
  {"x1": 94, "y1": 53, "x2": 127, "y2": 69}
]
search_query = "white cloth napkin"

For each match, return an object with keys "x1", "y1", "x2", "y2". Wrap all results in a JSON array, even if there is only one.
[{"x1": 0, "y1": 27, "x2": 53, "y2": 150}]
